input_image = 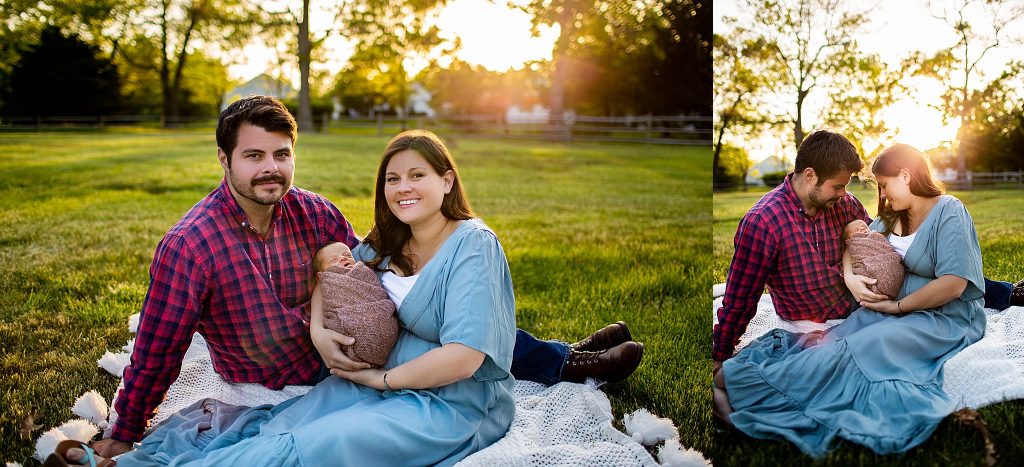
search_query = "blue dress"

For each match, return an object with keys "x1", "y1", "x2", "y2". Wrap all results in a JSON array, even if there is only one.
[
  {"x1": 723, "y1": 195, "x2": 986, "y2": 458},
  {"x1": 119, "y1": 219, "x2": 517, "y2": 466}
]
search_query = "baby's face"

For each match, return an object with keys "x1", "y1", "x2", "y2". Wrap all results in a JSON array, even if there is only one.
[
  {"x1": 844, "y1": 220, "x2": 869, "y2": 238},
  {"x1": 326, "y1": 249, "x2": 355, "y2": 268}
]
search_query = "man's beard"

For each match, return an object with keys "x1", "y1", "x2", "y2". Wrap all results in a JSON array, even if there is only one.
[
  {"x1": 808, "y1": 186, "x2": 838, "y2": 209},
  {"x1": 229, "y1": 170, "x2": 290, "y2": 206}
]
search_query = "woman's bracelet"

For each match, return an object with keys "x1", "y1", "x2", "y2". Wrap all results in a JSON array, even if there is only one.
[
  {"x1": 896, "y1": 300, "x2": 904, "y2": 314},
  {"x1": 383, "y1": 372, "x2": 394, "y2": 391}
]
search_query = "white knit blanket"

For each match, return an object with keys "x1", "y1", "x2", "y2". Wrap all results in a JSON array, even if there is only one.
[
  {"x1": 712, "y1": 294, "x2": 1024, "y2": 409},
  {"x1": 105, "y1": 333, "x2": 661, "y2": 466}
]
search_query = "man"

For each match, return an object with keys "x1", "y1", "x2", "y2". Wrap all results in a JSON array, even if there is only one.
[
  {"x1": 712, "y1": 129, "x2": 1023, "y2": 376},
  {"x1": 91, "y1": 96, "x2": 643, "y2": 457}
]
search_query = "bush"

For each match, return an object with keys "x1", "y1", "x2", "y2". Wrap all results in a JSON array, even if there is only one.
[{"x1": 761, "y1": 171, "x2": 788, "y2": 187}]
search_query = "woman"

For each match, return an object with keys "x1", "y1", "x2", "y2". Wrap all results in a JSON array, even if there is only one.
[
  {"x1": 70, "y1": 130, "x2": 516, "y2": 466},
  {"x1": 714, "y1": 143, "x2": 986, "y2": 458}
]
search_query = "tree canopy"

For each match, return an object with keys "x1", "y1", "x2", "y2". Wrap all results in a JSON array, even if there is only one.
[{"x1": 2, "y1": 26, "x2": 120, "y2": 116}]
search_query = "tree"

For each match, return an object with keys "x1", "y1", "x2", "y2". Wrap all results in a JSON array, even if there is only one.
[
  {"x1": 330, "y1": 1, "x2": 448, "y2": 124},
  {"x1": 719, "y1": 144, "x2": 755, "y2": 190},
  {"x1": 635, "y1": 0, "x2": 711, "y2": 115},
  {"x1": 520, "y1": 0, "x2": 708, "y2": 118},
  {"x1": 820, "y1": 54, "x2": 907, "y2": 163},
  {"x1": 258, "y1": 0, "x2": 346, "y2": 132},
  {"x1": 957, "y1": 61, "x2": 1024, "y2": 172},
  {"x1": 713, "y1": 32, "x2": 777, "y2": 187},
  {"x1": 2, "y1": 26, "x2": 121, "y2": 116},
  {"x1": 922, "y1": 0, "x2": 1024, "y2": 172},
  {"x1": 419, "y1": 59, "x2": 545, "y2": 116},
  {"x1": 725, "y1": 0, "x2": 872, "y2": 150}
]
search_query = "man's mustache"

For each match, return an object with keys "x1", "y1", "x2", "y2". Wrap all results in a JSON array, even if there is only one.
[{"x1": 252, "y1": 175, "x2": 287, "y2": 186}]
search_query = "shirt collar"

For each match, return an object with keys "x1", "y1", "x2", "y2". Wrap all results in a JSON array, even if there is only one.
[{"x1": 780, "y1": 172, "x2": 806, "y2": 214}]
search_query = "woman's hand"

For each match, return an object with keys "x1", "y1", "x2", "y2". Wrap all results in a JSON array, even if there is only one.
[
  {"x1": 333, "y1": 367, "x2": 387, "y2": 390},
  {"x1": 846, "y1": 273, "x2": 888, "y2": 303},
  {"x1": 860, "y1": 299, "x2": 902, "y2": 314}
]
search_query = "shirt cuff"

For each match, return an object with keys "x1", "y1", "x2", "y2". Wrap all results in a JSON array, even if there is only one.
[{"x1": 109, "y1": 416, "x2": 145, "y2": 443}]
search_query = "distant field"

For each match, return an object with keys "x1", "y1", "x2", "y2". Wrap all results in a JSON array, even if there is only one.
[
  {"x1": 0, "y1": 131, "x2": 712, "y2": 463},
  {"x1": 712, "y1": 184, "x2": 1024, "y2": 466}
]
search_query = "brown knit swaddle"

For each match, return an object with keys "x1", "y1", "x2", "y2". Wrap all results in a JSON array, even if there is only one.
[
  {"x1": 846, "y1": 230, "x2": 905, "y2": 299},
  {"x1": 318, "y1": 261, "x2": 399, "y2": 366}
]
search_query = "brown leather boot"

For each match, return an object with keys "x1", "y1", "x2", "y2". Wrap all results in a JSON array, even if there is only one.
[
  {"x1": 561, "y1": 341, "x2": 644, "y2": 383},
  {"x1": 571, "y1": 321, "x2": 632, "y2": 352},
  {"x1": 1011, "y1": 279, "x2": 1024, "y2": 307}
]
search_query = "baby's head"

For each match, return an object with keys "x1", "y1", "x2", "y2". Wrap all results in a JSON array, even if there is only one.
[
  {"x1": 324, "y1": 244, "x2": 355, "y2": 270},
  {"x1": 842, "y1": 219, "x2": 870, "y2": 242}
]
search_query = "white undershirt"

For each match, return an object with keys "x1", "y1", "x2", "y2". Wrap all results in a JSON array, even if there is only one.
[
  {"x1": 887, "y1": 232, "x2": 917, "y2": 259},
  {"x1": 381, "y1": 271, "x2": 419, "y2": 308}
]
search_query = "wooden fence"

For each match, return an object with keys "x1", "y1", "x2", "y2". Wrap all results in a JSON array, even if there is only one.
[
  {"x1": 715, "y1": 170, "x2": 1024, "y2": 191},
  {"x1": 941, "y1": 171, "x2": 1024, "y2": 190}
]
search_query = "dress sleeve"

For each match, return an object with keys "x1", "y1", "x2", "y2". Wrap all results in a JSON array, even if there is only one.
[
  {"x1": 438, "y1": 228, "x2": 517, "y2": 381},
  {"x1": 351, "y1": 242, "x2": 376, "y2": 263},
  {"x1": 933, "y1": 198, "x2": 985, "y2": 301}
]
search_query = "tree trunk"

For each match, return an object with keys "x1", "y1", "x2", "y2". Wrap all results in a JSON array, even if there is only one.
[
  {"x1": 794, "y1": 89, "x2": 807, "y2": 151},
  {"x1": 168, "y1": 11, "x2": 199, "y2": 126},
  {"x1": 297, "y1": 0, "x2": 315, "y2": 132},
  {"x1": 160, "y1": 0, "x2": 171, "y2": 126},
  {"x1": 548, "y1": 6, "x2": 573, "y2": 131}
]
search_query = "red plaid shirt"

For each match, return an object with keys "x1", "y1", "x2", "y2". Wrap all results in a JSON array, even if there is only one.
[
  {"x1": 111, "y1": 180, "x2": 359, "y2": 442},
  {"x1": 713, "y1": 173, "x2": 870, "y2": 361}
]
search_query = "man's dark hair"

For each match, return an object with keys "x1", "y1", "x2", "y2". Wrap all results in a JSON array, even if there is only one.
[
  {"x1": 793, "y1": 129, "x2": 863, "y2": 185},
  {"x1": 216, "y1": 95, "x2": 297, "y2": 168}
]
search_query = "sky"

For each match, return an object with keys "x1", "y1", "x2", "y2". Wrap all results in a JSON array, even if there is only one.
[
  {"x1": 227, "y1": 0, "x2": 558, "y2": 85},
  {"x1": 715, "y1": 0, "x2": 1024, "y2": 162}
]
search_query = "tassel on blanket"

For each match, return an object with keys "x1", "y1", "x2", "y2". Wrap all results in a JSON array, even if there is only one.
[
  {"x1": 128, "y1": 313, "x2": 140, "y2": 334},
  {"x1": 123, "y1": 338, "x2": 135, "y2": 354},
  {"x1": 624, "y1": 409, "x2": 677, "y2": 445},
  {"x1": 98, "y1": 351, "x2": 130, "y2": 377},
  {"x1": 34, "y1": 419, "x2": 99, "y2": 458},
  {"x1": 72, "y1": 390, "x2": 110, "y2": 429},
  {"x1": 712, "y1": 283, "x2": 726, "y2": 298},
  {"x1": 35, "y1": 427, "x2": 68, "y2": 460},
  {"x1": 657, "y1": 438, "x2": 712, "y2": 467},
  {"x1": 33, "y1": 419, "x2": 100, "y2": 461},
  {"x1": 57, "y1": 419, "x2": 99, "y2": 443}
]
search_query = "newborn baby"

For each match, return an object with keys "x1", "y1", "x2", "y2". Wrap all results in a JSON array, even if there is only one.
[
  {"x1": 843, "y1": 219, "x2": 905, "y2": 299},
  {"x1": 317, "y1": 244, "x2": 400, "y2": 367}
]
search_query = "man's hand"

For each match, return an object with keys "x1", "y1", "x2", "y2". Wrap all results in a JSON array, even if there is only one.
[
  {"x1": 314, "y1": 242, "x2": 352, "y2": 272},
  {"x1": 310, "y1": 322, "x2": 372, "y2": 372},
  {"x1": 92, "y1": 438, "x2": 133, "y2": 457},
  {"x1": 845, "y1": 273, "x2": 887, "y2": 304}
]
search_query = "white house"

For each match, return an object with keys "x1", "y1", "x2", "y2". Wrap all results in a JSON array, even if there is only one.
[
  {"x1": 222, "y1": 74, "x2": 297, "y2": 111},
  {"x1": 746, "y1": 155, "x2": 791, "y2": 186}
]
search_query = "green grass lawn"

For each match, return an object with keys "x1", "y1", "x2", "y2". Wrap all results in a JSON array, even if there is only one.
[
  {"x1": 0, "y1": 131, "x2": 711, "y2": 464},
  {"x1": 711, "y1": 184, "x2": 1024, "y2": 466}
]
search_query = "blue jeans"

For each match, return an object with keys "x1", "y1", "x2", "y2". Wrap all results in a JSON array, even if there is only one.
[
  {"x1": 311, "y1": 330, "x2": 571, "y2": 386},
  {"x1": 985, "y1": 278, "x2": 1014, "y2": 310},
  {"x1": 511, "y1": 329, "x2": 570, "y2": 386}
]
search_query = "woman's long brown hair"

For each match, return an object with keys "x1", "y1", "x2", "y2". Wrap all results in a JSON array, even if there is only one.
[
  {"x1": 363, "y1": 130, "x2": 474, "y2": 274},
  {"x1": 871, "y1": 143, "x2": 944, "y2": 235}
]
